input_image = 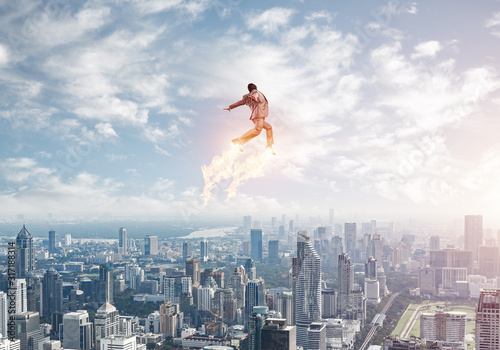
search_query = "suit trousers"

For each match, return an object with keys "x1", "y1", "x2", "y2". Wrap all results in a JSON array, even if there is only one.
[{"x1": 235, "y1": 118, "x2": 274, "y2": 146}]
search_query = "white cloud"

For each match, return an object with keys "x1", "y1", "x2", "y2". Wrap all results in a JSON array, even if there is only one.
[
  {"x1": 485, "y1": 12, "x2": 500, "y2": 28},
  {"x1": 411, "y1": 40, "x2": 442, "y2": 59},
  {"x1": 95, "y1": 122, "x2": 118, "y2": 139},
  {"x1": 245, "y1": 8, "x2": 296, "y2": 35}
]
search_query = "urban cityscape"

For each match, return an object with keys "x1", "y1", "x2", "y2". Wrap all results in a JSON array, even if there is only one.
[{"x1": 1, "y1": 213, "x2": 499, "y2": 349}]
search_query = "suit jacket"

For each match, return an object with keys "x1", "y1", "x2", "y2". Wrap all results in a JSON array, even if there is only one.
[{"x1": 229, "y1": 89, "x2": 268, "y2": 120}]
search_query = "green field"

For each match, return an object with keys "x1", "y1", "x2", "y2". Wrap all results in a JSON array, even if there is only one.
[{"x1": 393, "y1": 301, "x2": 476, "y2": 348}]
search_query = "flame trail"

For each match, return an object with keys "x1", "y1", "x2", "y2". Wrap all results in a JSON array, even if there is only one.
[{"x1": 202, "y1": 147, "x2": 273, "y2": 204}]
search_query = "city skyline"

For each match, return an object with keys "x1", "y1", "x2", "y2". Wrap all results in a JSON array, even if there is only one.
[{"x1": 0, "y1": 1, "x2": 499, "y2": 223}]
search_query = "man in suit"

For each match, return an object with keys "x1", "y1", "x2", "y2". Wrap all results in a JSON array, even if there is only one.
[{"x1": 223, "y1": 83, "x2": 275, "y2": 154}]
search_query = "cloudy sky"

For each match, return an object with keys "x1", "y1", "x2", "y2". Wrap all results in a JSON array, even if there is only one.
[{"x1": 1, "y1": 0, "x2": 499, "y2": 225}]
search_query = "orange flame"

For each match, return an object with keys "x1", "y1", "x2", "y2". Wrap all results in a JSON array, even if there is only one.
[{"x1": 202, "y1": 146, "x2": 273, "y2": 204}]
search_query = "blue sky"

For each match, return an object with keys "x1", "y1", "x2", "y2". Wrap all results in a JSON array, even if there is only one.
[{"x1": 0, "y1": 0, "x2": 499, "y2": 225}]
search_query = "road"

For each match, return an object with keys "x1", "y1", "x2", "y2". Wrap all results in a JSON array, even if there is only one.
[{"x1": 358, "y1": 292, "x2": 400, "y2": 350}]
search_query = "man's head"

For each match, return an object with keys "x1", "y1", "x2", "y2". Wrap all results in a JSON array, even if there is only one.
[{"x1": 247, "y1": 83, "x2": 257, "y2": 92}]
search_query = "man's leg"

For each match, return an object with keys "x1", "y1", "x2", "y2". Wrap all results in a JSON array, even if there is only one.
[
  {"x1": 262, "y1": 120, "x2": 273, "y2": 146},
  {"x1": 233, "y1": 118, "x2": 263, "y2": 146}
]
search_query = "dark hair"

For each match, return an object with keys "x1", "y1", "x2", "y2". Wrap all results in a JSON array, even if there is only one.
[{"x1": 247, "y1": 83, "x2": 257, "y2": 92}]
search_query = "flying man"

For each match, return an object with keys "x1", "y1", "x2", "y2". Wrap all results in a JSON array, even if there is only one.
[{"x1": 223, "y1": 83, "x2": 275, "y2": 155}]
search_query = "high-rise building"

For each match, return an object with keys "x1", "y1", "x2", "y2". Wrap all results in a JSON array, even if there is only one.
[
  {"x1": 364, "y1": 279, "x2": 380, "y2": 303},
  {"x1": 229, "y1": 266, "x2": 247, "y2": 309},
  {"x1": 478, "y1": 245, "x2": 499, "y2": 278},
  {"x1": 159, "y1": 302, "x2": 181, "y2": 337},
  {"x1": 186, "y1": 258, "x2": 201, "y2": 286},
  {"x1": 245, "y1": 279, "x2": 266, "y2": 329},
  {"x1": 248, "y1": 306, "x2": 268, "y2": 350},
  {"x1": 268, "y1": 241, "x2": 279, "y2": 265},
  {"x1": 118, "y1": 227, "x2": 127, "y2": 254},
  {"x1": 338, "y1": 253, "x2": 354, "y2": 316},
  {"x1": 100, "y1": 335, "x2": 137, "y2": 350},
  {"x1": 251, "y1": 229, "x2": 263, "y2": 263},
  {"x1": 344, "y1": 223, "x2": 357, "y2": 260},
  {"x1": 321, "y1": 290, "x2": 337, "y2": 318},
  {"x1": 144, "y1": 235, "x2": 158, "y2": 256},
  {"x1": 307, "y1": 322, "x2": 326, "y2": 350},
  {"x1": 365, "y1": 256, "x2": 377, "y2": 279},
  {"x1": 200, "y1": 268, "x2": 225, "y2": 289},
  {"x1": 48, "y1": 230, "x2": 56, "y2": 254},
  {"x1": 200, "y1": 240, "x2": 208, "y2": 262},
  {"x1": 164, "y1": 276, "x2": 192, "y2": 304},
  {"x1": 0, "y1": 337, "x2": 20, "y2": 350},
  {"x1": 293, "y1": 231, "x2": 321, "y2": 348},
  {"x1": 183, "y1": 241, "x2": 192, "y2": 261},
  {"x1": 261, "y1": 318, "x2": 296, "y2": 350},
  {"x1": 464, "y1": 215, "x2": 483, "y2": 261},
  {"x1": 14, "y1": 312, "x2": 43, "y2": 350},
  {"x1": 441, "y1": 267, "x2": 467, "y2": 291},
  {"x1": 476, "y1": 289, "x2": 500, "y2": 350},
  {"x1": 369, "y1": 233, "x2": 383, "y2": 265},
  {"x1": 94, "y1": 302, "x2": 119, "y2": 350},
  {"x1": 62, "y1": 310, "x2": 93, "y2": 350},
  {"x1": 429, "y1": 235, "x2": 440, "y2": 251},
  {"x1": 0, "y1": 292, "x2": 7, "y2": 340},
  {"x1": 65, "y1": 234, "x2": 72, "y2": 246},
  {"x1": 15, "y1": 225, "x2": 35, "y2": 279},
  {"x1": 288, "y1": 220, "x2": 294, "y2": 233},
  {"x1": 420, "y1": 311, "x2": 466, "y2": 343},
  {"x1": 42, "y1": 269, "x2": 62, "y2": 316},
  {"x1": 97, "y1": 263, "x2": 114, "y2": 304},
  {"x1": 245, "y1": 259, "x2": 257, "y2": 280}
]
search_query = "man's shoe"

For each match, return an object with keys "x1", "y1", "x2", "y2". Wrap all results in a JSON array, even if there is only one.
[{"x1": 265, "y1": 145, "x2": 276, "y2": 155}]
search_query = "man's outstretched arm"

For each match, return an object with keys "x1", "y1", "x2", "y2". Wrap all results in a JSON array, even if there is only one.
[{"x1": 223, "y1": 95, "x2": 248, "y2": 111}]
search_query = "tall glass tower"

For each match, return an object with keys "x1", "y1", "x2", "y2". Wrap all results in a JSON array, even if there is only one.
[
  {"x1": 251, "y1": 229, "x2": 263, "y2": 263},
  {"x1": 293, "y1": 231, "x2": 321, "y2": 349},
  {"x1": 16, "y1": 225, "x2": 35, "y2": 279}
]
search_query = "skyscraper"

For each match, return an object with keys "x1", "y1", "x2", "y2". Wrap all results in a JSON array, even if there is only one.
[
  {"x1": 118, "y1": 227, "x2": 127, "y2": 254},
  {"x1": 62, "y1": 310, "x2": 94, "y2": 350},
  {"x1": 15, "y1": 225, "x2": 34, "y2": 279},
  {"x1": 476, "y1": 289, "x2": 500, "y2": 350},
  {"x1": 307, "y1": 322, "x2": 326, "y2": 350},
  {"x1": 245, "y1": 279, "x2": 266, "y2": 329},
  {"x1": 14, "y1": 311, "x2": 43, "y2": 350},
  {"x1": 464, "y1": 215, "x2": 483, "y2": 261},
  {"x1": 144, "y1": 235, "x2": 158, "y2": 256},
  {"x1": 261, "y1": 318, "x2": 296, "y2": 350},
  {"x1": 365, "y1": 256, "x2": 377, "y2": 279},
  {"x1": 200, "y1": 239, "x2": 208, "y2": 262},
  {"x1": 248, "y1": 306, "x2": 268, "y2": 350},
  {"x1": 329, "y1": 209, "x2": 334, "y2": 225},
  {"x1": 251, "y1": 229, "x2": 263, "y2": 263},
  {"x1": 293, "y1": 231, "x2": 321, "y2": 348},
  {"x1": 478, "y1": 245, "x2": 499, "y2": 278},
  {"x1": 186, "y1": 258, "x2": 201, "y2": 286},
  {"x1": 48, "y1": 230, "x2": 56, "y2": 254},
  {"x1": 429, "y1": 235, "x2": 440, "y2": 251},
  {"x1": 338, "y1": 253, "x2": 354, "y2": 317},
  {"x1": 183, "y1": 241, "x2": 192, "y2": 261},
  {"x1": 94, "y1": 302, "x2": 119, "y2": 350},
  {"x1": 420, "y1": 311, "x2": 466, "y2": 344},
  {"x1": 98, "y1": 263, "x2": 114, "y2": 304},
  {"x1": 0, "y1": 292, "x2": 7, "y2": 340},
  {"x1": 42, "y1": 268, "x2": 63, "y2": 316},
  {"x1": 344, "y1": 223, "x2": 357, "y2": 261},
  {"x1": 229, "y1": 266, "x2": 247, "y2": 309}
]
